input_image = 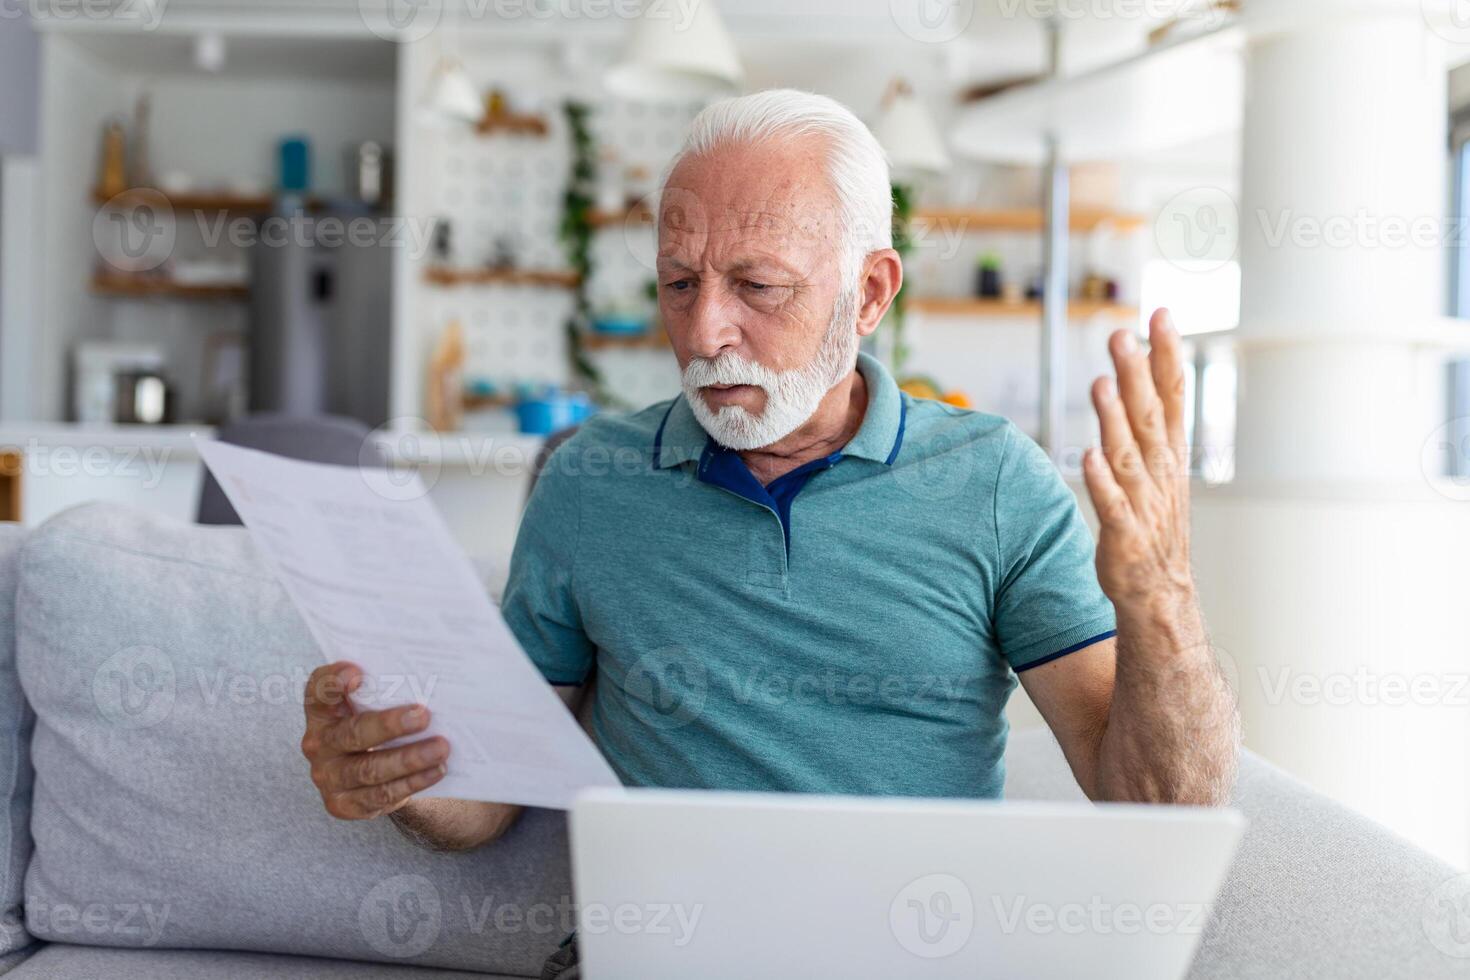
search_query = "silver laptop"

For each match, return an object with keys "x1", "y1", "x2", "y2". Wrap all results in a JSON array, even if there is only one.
[{"x1": 570, "y1": 789, "x2": 1245, "y2": 980}]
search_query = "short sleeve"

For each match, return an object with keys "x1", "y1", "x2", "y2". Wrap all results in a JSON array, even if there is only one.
[
  {"x1": 992, "y1": 424, "x2": 1116, "y2": 671},
  {"x1": 500, "y1": 449, "x2": 595, "y2": 685}
]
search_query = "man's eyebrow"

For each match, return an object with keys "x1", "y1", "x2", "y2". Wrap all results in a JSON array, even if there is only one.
[{"x1": 727, "y1": 258, "x2": 805, "y2": 280}]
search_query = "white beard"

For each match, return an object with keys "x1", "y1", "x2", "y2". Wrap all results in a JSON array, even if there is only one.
[{"x1": 681, "y1": 287, "x2": 861, "y2": 451}]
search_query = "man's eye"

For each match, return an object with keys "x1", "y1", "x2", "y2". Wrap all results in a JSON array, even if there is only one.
[
  {"x1": 743, "y1": 281, "x2": 769, "y2": 291},
  {"x1": 663, "y1": 280, "x2": 692, "y2": 292}
]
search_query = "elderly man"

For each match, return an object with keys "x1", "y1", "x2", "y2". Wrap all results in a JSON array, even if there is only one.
[{"x1": 301, "y1": 91, "x2": 1238, "y2": 857}]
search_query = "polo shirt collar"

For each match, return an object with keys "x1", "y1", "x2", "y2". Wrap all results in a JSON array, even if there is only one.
[{"x1": 654, "y1": 351, "x2": 905, "y2": 469}]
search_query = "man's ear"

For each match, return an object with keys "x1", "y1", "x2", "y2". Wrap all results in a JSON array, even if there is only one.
[{"x1": 855, "y1": 248, "x2": 903, "y2": 338}]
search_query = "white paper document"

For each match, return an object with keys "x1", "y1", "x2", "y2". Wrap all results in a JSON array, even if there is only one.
[{"x1": 195, "y1": 437, "x2": 621, "y2": 809}]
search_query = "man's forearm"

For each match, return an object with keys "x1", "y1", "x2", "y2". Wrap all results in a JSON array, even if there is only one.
[
  {"x1": 389, "y1": 797, "x2": 522, "y2": 851},
  {"x1": 1094, "y1": 600, "x2": 1240, "y2": 805}
]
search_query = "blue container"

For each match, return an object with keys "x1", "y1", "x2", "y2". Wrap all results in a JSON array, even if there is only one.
[
  {"x1": 278, "y1": 137, "x2": 311, "y2": 193},
  {"x1": 516, "y1": 391, "x2": 595, "y2": 435},
  {"x1": 591, "y1": 314, "x2": 649, "y2": 336}
]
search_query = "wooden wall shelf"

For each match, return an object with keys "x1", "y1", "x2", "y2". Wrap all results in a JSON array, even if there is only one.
[
  {"x1": 911, "y1": 207, "x2": 1145, "y2": 234},
  {"x1": 908, "y1": 297, "x2": 1138, "y2": 319},
  {"x1": 90, "y1": 272, "x2": 249, "y2": 301},
  {"x1": 92, "y1": 187, "x2": 323, "y2": 213},
  {"x1": 588, "y1": 203, "x2": 654, "y2": 228},
  {"x1": 476, "y1": 109, "x2": 550, "y2": 137},
  {"x1": 423, "y1": 267, "x2": 581, "y2": 289},
  {"x1": 0, "y1": 450, "x2": 20, "y2": 523},
  {"x1": 581, "y1": 332, "x2": 668, "y2": 351}
]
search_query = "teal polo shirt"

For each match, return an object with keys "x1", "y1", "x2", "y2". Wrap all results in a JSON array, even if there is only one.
[{"x1": 501, "y1": 352, "x2": 1115, "y2": 798}]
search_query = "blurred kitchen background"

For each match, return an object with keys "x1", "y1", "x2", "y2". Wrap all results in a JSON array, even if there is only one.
[{"x1": 3, "y1": 0, "x2": 1470, "y2": 868}]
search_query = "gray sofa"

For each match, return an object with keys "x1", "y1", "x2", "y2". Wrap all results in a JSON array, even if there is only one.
[{"x1": 0, "y1": 504, "x2": 1463, "y2": 978}]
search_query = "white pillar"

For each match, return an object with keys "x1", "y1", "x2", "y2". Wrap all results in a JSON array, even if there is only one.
[
  {"x1": 1191, "y1": 0, "x2": 1470, "y2": 867},
  {"x1": 1235, "y1": 2, "x2": 1446, "y2": 484}
]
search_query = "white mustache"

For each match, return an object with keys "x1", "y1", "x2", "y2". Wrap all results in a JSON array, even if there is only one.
[{"x1": 682, "y1": 354, "x2": 776, "y2": 391}]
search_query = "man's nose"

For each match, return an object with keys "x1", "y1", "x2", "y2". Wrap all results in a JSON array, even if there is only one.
[{"x1": 683, "y1": 287, "x2": 742, "y2": 360}]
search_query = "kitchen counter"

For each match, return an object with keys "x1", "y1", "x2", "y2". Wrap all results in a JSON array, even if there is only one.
[
  {"x1": 0, "y1": 422, "x2": 546, "y2": 469},
  {"x1": 0, "y1": 422, "x2": 546, "y2": 558}
]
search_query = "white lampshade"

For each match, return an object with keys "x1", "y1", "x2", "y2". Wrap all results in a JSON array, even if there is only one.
[
  {"x1": 873, "y1": 80, "x2": 951, "y2": 181},
  {"x1": 420, "y1": 57, "x2": 482, "y2": 126},
  {"x1": 605, "y1": 0, "x2": 742, "y2": 101}
]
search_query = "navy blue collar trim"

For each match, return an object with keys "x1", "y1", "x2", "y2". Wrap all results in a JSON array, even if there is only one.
[
  {"x1": 651, "y1": 400, "x2": 677, "y2": 471},
  {"x1": 884, "y1": 395, "x2": 907, "y2": 466}
]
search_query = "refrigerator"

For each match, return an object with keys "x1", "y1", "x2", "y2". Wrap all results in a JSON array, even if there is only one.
[{"x1": 248, "y1": 208, "x2": 393, "y2": 428}]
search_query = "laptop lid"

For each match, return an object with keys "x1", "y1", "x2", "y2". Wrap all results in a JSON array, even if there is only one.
[{"x1": 570, "y1": 789, "x2": 1245, "y2": 980}]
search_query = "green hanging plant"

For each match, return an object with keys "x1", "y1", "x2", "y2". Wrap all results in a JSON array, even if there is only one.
[
  {"x1": 888, "y1": 181, "x2": 915, "y2": 375},
  {"x1": 558, "y1": 100, "x2": 616, "y2": 405}
]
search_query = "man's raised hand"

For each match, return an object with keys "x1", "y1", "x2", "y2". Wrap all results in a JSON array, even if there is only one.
[{"x1": 1082, "y1": 308, "x2": 1199, "y2": 623}]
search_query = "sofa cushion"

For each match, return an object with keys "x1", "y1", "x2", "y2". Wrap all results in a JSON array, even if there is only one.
[
  {"x1": 4, "y1": 944, "x2": 508, "y2": 979},
  {"x1": 1004, "y1": 728, "x2": 1467, "y2": 979},
  {"x1": 15, "y1": 504, "x2": 571, "y2": 976},
  {"x1": 0, "y1": 525, "x2": 34, "y2": 957}
]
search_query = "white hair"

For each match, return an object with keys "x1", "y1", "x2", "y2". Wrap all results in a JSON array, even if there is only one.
[{"x1": 663, "y1": 88, "x2": 893, "y2": 286}]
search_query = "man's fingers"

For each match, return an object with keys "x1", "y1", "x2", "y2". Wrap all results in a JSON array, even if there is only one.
[
  {"x1": 327, "y1": 764, "x2": 448, "y2": 820},
  {"x1": 1092, "y1": 375, "x2": 1150, "y2": 499},
  {"x1": 1109, "y1": 328, "x2": 1171, "y2": 470},
  {"x1": 1146, "y1": 309, "x2": 1189, "y2": 467},
  {"x1": 1083, "y1": 446, "x2": 1136, "y2": 532},
  {"x1": 322, "y1": 703, "x2": 431, "y2": 755},
  {"x1": 303, "y1": 662, "x2": 361, "y2": 721},
  {"x1": 318, "y1": 736, "x2": 450, "y2": 793}
]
